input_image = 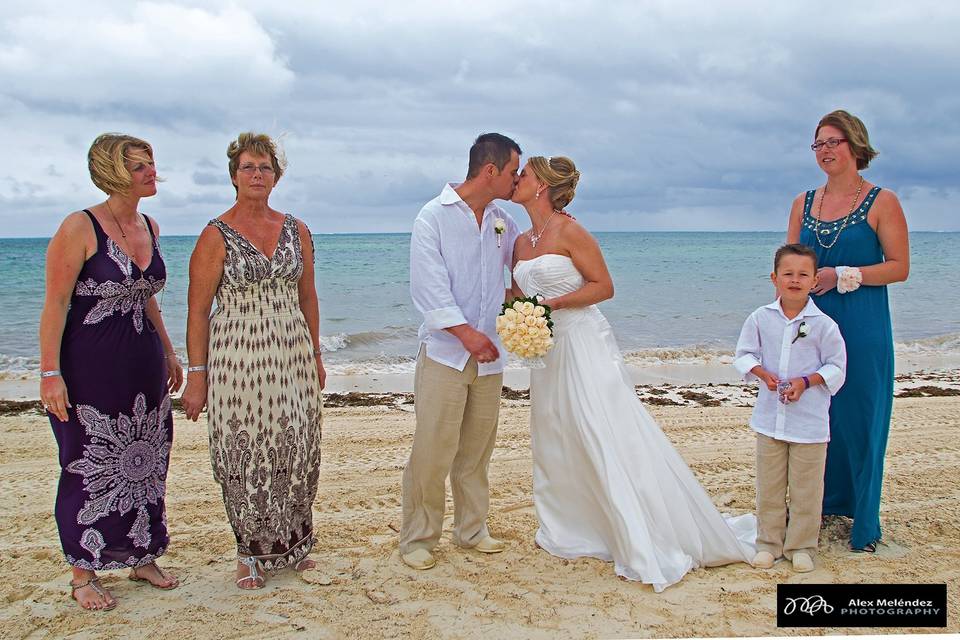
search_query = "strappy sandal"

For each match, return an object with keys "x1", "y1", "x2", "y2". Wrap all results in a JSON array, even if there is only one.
[
  {"x1": 236, "y1": 556, "x2": 265, "y2": 590},
  {"x1": 129, "y1": 561, "x2": 179, "y2": 590},
  {"x1": 70, "y1": 577, "x2": 117, "y2": 611},
  {"x1": 851, "y1": 541, "x2": 878, "y2": 553}
]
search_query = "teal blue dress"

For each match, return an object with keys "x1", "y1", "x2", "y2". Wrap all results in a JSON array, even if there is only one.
[{"x1": 799, "y1": 186, "x2": 891, "y2": 549}]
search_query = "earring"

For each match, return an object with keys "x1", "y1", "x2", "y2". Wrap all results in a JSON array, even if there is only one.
[{"x1": 535, "y1": 188, "x2": 541, "y2": 199}]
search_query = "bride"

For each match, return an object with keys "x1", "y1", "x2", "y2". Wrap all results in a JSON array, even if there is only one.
[{"x1": 510, "y1": 156, "x2": 755, "y2": 592}]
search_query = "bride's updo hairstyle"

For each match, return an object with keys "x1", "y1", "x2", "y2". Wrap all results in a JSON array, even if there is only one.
[{"x1": 528, "y1": 156, "x2": 581, "y2": 210}]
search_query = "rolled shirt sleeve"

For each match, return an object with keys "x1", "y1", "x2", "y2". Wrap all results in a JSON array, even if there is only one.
[
  {"x1": 733, "y1": 311, "x2": 762, "y2": 381},
  {"x1": 409, "y1": 217, "x2": 467, "y2": 331},
  {"x1": 816, "y1": 320, "x2": 847, "y2": 395}
]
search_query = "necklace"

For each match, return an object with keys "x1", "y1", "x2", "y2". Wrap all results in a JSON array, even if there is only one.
[
  {"x1": 813, "y1": 176, "x2": 864, "y2": 250},
  {"x1": 528, "y1": 209, "x2": 561, "y2": 248},
  {"x1": 104, "y1": 199, "x2": 130, "y2": 238},
  {"x1": 104, "y1": 200, "x2": 147, "y2": 276}
]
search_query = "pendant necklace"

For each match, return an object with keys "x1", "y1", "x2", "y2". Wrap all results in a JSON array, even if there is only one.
[{"x1": 529, "y1": 209, "x2": 560, "y2": 248}]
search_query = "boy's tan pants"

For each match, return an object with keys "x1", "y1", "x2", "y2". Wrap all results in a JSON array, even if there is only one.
[{"x1": 755, "y1": 433, "x2": 828, "y2": 559}]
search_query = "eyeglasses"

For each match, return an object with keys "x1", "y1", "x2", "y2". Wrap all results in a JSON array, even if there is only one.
[
  {"x1": 238, "y1": 163, "x2": 275, "y2": 175},
  {"x1": 810, "y1": 138, "x2": 847, "y2": 152}
]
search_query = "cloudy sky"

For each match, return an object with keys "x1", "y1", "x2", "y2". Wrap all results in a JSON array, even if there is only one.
[{"x1": 1, "y1": 0, "x2": 958, "y2": 237}]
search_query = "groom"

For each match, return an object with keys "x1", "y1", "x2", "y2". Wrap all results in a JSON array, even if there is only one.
[{"x1": 399, "y1": 133, "x2": 522, "y2": 570}]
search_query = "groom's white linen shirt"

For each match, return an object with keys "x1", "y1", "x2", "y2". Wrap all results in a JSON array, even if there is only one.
[
  {"x1": 734, "y1": 297, "x2": 847, "y2": 443},
  {"x1": 410, "y1": 183, "x2": 520, "y2": 375}
]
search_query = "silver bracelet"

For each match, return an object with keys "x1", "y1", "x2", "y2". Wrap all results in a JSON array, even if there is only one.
[
  {"x1": 40, "y1": 370, "x2": 62, "y2": 378},
  {"x1": 313, "y1": 348, "x2": 323, "y2": 355},
  {"x1": 187, "y1": 365, "x2": 208, "y2": 373}
]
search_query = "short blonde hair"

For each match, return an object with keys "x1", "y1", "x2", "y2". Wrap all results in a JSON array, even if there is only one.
[
  {"x1": 816, "y1": 110, "x2": 878, "y2": 170},
  {"x1": 87, "y1": 133, "x2": 157, "y2": 195},
  {"x1": 227, "y1": 132, "x2": 286, "y2": 192},
  {"x1": 528, "y1": 156, "x2": 580, "y2": 209}
]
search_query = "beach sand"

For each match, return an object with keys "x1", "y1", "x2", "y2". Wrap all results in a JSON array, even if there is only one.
[{"x1": 1, "y1": 380, "x2": 958, "y2": 639}]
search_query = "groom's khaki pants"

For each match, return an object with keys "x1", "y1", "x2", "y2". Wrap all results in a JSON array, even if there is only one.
[
  {"x1": 400, "y1": 347, "x2": 502, "y2": 554},
  {"x1": 755, "y1": 433, "x2": 828, "y2": 559}
]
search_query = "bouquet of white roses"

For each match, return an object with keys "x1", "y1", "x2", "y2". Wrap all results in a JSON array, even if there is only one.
[{"x1": 496, "y1": 296, "x2": 554, "y2": 362}]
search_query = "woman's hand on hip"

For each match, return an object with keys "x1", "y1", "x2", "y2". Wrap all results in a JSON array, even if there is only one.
[{"x1": 40, "y1": 376, "x2": 71, "y2": 422}]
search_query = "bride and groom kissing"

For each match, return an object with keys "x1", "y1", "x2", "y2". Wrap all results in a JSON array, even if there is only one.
[{"x1": 399, "y1": 133, "x2": 755, "y2": 592}]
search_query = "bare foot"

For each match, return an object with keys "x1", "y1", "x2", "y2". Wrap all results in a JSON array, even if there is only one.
[
  {"x1": 129, "y1": 562, "x2": 179, "y2": 589},
  {"x1": 295, "y1": 558, "x2": 316, "y2": 571},
  {"x1": 70, "y1": 569, "x2": 116, "y2": 611}
]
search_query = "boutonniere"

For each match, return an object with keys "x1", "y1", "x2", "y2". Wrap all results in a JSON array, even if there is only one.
[
  {"x1": 791, "y1": 321, "x2": 809, "y2": 344},
  {"x1": 494, "y1": 217, "x2": 506, "y2": 247}
]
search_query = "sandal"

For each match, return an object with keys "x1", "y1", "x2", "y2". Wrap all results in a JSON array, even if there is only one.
[
  {"x1": 236, "y1": 556, "x2": 265, "y2": 590},
  {"x1": 70, "y1": 577, "x2": 117, "y2": 611},
  {"x1": 851, "y1": 541, "x2": 878, "y2": 553},
  {"x1": 129, "y1": 561, "x2": 179, "y2": 590}
]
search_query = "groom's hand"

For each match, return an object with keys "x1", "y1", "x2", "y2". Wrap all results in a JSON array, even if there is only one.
[{"x1": 447, "y1": 324, "x2": 500, "y2": 364}]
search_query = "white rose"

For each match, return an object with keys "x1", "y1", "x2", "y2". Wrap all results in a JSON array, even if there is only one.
[
  {"x1": 504, "y1": 308, "x2": 518, "y2": 321},
  {"x1": 524, "y1": 315, "x2": 537, "y2": 327},
  {"x1": 533, "y1": 306, "x2": 546, "y2": 317},
  {"x1": 494, "y1": 218, "x2": 506, "y2": 234},
  {"x1": 503, "y1": 322, "x2": 516, "y2": 334},
  {"x1": 535, "y1": 317, "x2": 547, "y2": 328},
  {"x1": 539, "y1": 327, "x2": 551, "y2": 338},
  {"x1": 520, "y1": 336, "x2": 532, "y2": 346},
  {"x1": 527, "y1": 326, "x2": 539, "y2": 336},
  {"x1": 512, "y1": 301, "x2": 524, "y2": 312},
  {"x1": 521, "y1": 301, "x2": 535, "y2": 315}
]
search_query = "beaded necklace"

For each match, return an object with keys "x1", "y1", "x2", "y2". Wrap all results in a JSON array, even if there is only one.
[{"x1": 813, "y1": 176, "x2": 864, "y2": 249}]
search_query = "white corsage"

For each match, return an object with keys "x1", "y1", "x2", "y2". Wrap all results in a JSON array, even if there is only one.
[
  {"x1": 791, "y1": 321, "x2": 809, "y2": 344},
  {"x1": 836, "y1": 266, "x2": 863, "y2": 294},
  {"x1": 494, "y1": 217, "x2": 506, "y2": 247}
]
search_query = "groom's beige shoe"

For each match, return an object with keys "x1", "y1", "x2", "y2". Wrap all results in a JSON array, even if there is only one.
[
  {"x1": 791, "y1": 552, "x2": 815, "y2": 573},
  {"x1": 473, "y1": 536, "x2": 507, "y2": 554},
  {"x1": 751, "y1": 551, "x2": 776, "y2": 569},
  {"x1": 401, "y1": 548, "x2": 436, "y2": 570}
]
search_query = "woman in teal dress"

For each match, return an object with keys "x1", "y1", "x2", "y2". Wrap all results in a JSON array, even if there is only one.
[{"x1": 786, "y1": 110, "x2": 909, "y2": 551}]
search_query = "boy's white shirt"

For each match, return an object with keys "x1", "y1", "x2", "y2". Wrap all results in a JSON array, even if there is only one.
[{"x1": 734, "y1": 297, "x2": 847, "y2": 443}]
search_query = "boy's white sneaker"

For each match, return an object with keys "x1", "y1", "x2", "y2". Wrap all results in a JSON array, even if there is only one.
[
  {"x1": 792, "y1": 552, "x2": 815, "y2": 573},
  {"x1": 752, "y1": 551, "x2": 776, "y2": 568}
]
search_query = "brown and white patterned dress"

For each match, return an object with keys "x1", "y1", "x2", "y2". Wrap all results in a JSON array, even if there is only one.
[{"x1": 206, "y1": 214, "x2": 322, "y2": 570}]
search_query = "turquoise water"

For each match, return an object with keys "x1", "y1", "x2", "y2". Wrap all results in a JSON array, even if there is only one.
[{"x1": 2, "y1": 232, "x2": 958, "y2": 376}]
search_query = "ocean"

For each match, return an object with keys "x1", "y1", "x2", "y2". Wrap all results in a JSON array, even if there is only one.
[{"x1": 2, "y1": 232, "x2": 958, "y2": 378}]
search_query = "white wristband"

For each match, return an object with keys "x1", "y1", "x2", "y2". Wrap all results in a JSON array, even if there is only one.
[{"x1": 835, "y1": 266, "x2": 863, "y2": 294}]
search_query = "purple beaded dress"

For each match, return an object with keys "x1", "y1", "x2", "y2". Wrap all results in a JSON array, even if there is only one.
[{"x1": 49, "y1": 210, "x2": 172, "y2": 570}]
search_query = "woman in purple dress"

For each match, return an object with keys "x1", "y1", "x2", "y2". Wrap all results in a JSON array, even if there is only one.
[{"x1": 38, "y1": 134, "x2": 183, "y2": 611}]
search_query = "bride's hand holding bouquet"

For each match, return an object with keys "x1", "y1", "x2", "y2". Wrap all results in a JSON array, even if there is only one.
[{"x1": 496, "y1": 296, "x2": 554, "y2": 365}]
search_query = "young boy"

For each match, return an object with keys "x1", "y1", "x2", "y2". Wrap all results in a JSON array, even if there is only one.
[{"x1": 734, "y1": 244, "x2": 847, "y2": 573}]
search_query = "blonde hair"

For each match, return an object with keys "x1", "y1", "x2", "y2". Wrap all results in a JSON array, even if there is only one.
[
  {"x1": 227, "y1": 132, "x2": 286, "y2": 192},
  {"x1": 815, "y1": 110, "x2": 878, "y2": 170},
  {"x1": 528, "y1": 156, "x2": 580, "y2": 209},
  {"x1": 87, "y1": 133, "x2": 158, "y2": 195}
]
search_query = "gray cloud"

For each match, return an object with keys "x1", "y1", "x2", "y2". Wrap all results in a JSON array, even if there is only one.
[{"x1": 1, "y1": 0, "x2": 958, "y2": 237}]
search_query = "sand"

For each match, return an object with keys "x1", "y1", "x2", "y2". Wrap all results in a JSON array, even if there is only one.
[{"x1": 1, "y1": 383, "x2": 958, "y2": 639}]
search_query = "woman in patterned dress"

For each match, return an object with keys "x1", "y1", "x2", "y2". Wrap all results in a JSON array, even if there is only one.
[
  {"x1": 181, "y1": 133, "x2": 325, "y2": 590},
  {"x1": 38, "y1": 133, "x2": 183, "y2": 611}
]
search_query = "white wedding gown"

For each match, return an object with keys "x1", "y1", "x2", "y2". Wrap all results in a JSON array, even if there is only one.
[{"x1": 514, "y1": 254, "x2": 755, "y2": 592}]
